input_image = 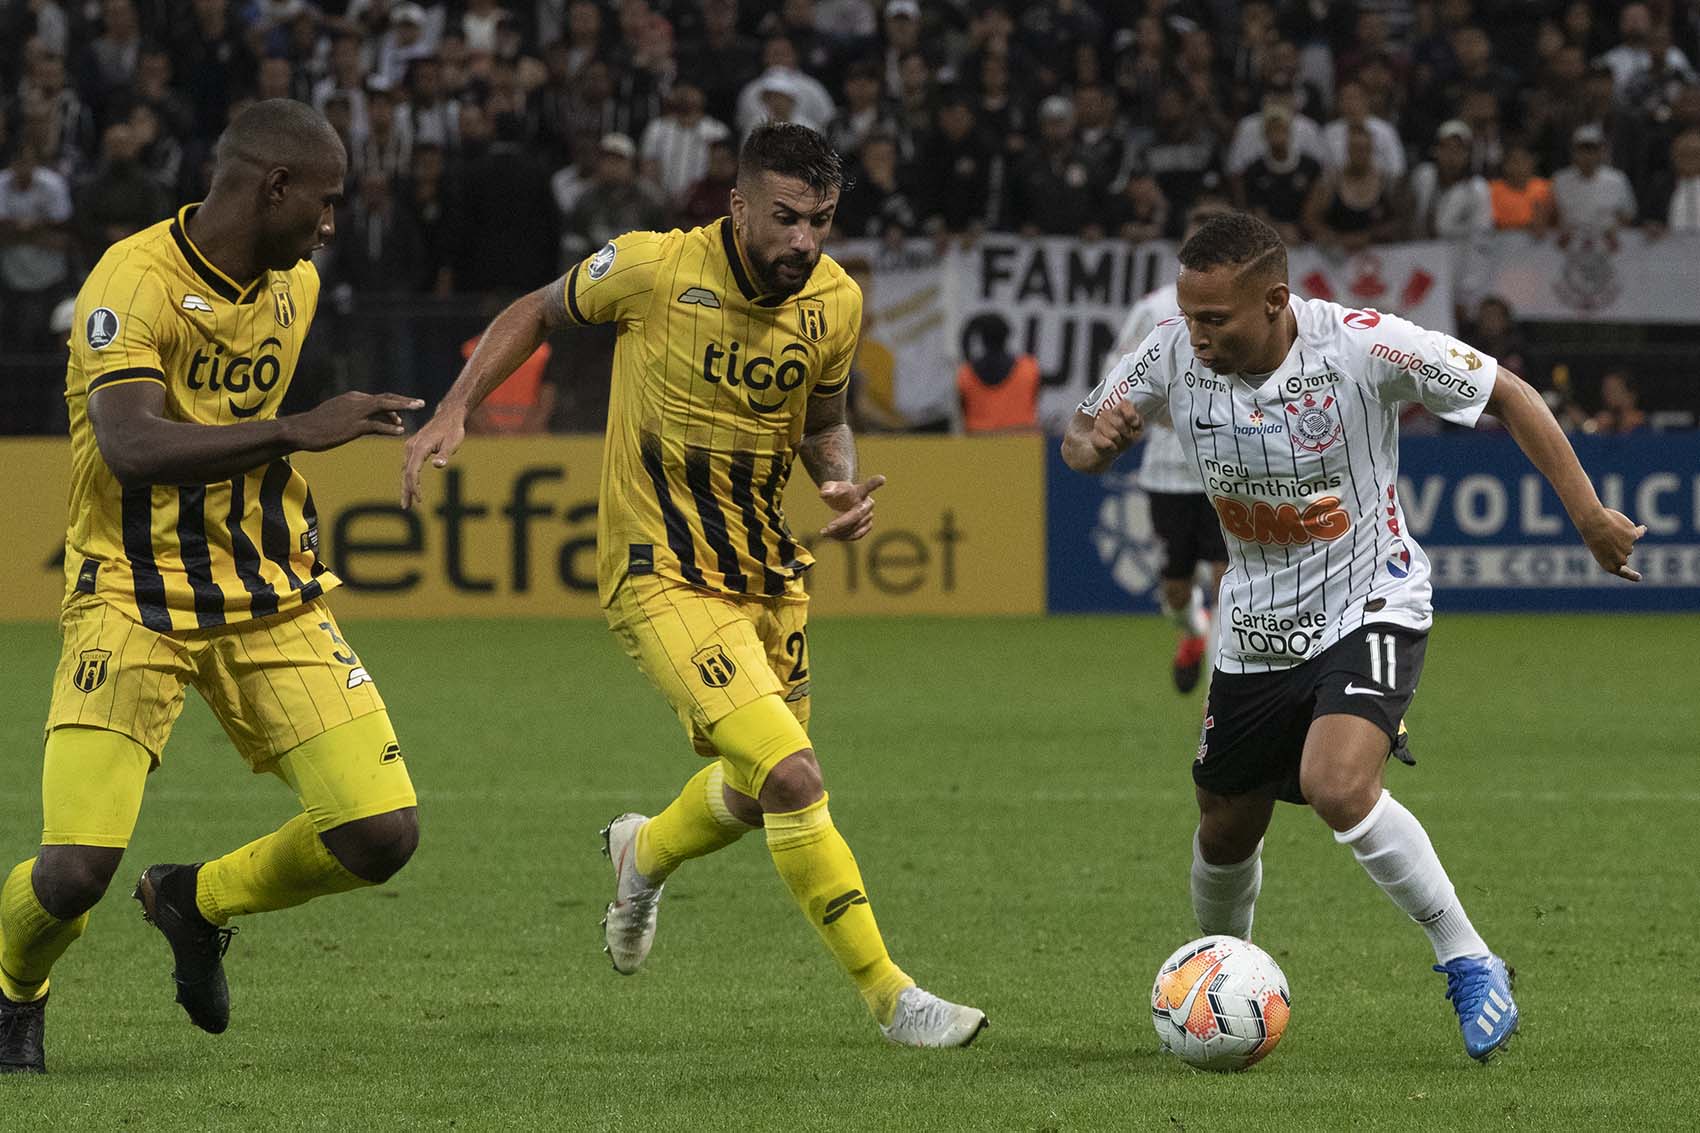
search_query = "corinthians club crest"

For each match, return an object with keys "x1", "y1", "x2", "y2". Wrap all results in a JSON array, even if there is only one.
[{"x1": 1285, "y1": 393, "x2": 1342, "y2": 454}]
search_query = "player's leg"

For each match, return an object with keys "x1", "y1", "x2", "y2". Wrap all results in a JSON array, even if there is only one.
[
  {"x1": 1189, "y1": 663, "x2": 1314, "y2": 941},
  {"x1": 1191, "y1": 785, "x2": 1273, "y2": 940},
  {"x1": 132, "y1": 602, "x2": 416, "y2": 1034},
  {"x1": 1150, "y1": 493, "x2": 1208, "y2": 692},
  {"x1": 1301, "y1": 627, "x2": 1515, "y2": 1060},
  {"x1": 0, "y1": 727, "x2": 153, "y2": 1073},
  {"x1": 711, "y1": 697, "x2": 984, "y2": 1046},
  {"x1": 3, "y1": 598, "x2": 192, "y2": 1072}
]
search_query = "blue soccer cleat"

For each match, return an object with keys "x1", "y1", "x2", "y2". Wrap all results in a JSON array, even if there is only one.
[{"x1": 1435, "y1": 953, "x2": 1518, "y2": 1061}]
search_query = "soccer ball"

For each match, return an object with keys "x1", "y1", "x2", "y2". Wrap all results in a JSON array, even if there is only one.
[{"x1": 1150, "y1": 935, "x2": 1291, "y2": 1071}]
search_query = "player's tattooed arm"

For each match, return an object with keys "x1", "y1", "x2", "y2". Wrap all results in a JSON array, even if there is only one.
[
  {"x1": 402, "y1": 279, "x2": 563, "y2": 507},
  {"x1": 1487, "y1": 365, "x2": 1646, "y2": 580},
  {"x1": 89, "y1": 377, "x2": 421, "y2": 486},
  {"x1": 801, "y1": 388, "x2": 885, "y2": 541}
]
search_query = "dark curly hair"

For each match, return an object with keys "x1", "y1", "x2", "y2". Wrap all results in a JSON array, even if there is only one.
[
  {"x1": 1177, "y1": 211, "x2": 1288, "y2": 284},
  {"x1": 737, "y1": 121, "x2": 845, "y2": 194}
]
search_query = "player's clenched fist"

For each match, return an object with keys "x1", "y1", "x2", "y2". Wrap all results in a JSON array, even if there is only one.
[{"x1": 1090, "y1": 399, "x2": 1145, "y2": 458}]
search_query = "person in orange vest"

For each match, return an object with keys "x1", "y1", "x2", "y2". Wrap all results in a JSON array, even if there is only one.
[
  {"x1": 956, "y1": 313, "x2": 1040, "y2": 433},
  {"x1": 461, "y1": 333, "x2": 556, "y2": 434}
]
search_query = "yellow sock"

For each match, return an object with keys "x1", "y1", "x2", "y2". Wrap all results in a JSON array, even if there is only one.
[
  {"x1": 0, "y1": 859, "x2": 87, "y2": 1002},
  {"x1": 195, "y1": 814, "x2": 369, "y2": 926},
  {"x1": 635, "y1": 762, "x2": 756, "y2": 881},
  {"x1": 765, "y1": 794, "x2": 913, "y2": 1025}
]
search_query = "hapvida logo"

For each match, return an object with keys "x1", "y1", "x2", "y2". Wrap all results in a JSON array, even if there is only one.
[{"x1": 1235, "y1": 408, "x2": 1286, "y2": 437}]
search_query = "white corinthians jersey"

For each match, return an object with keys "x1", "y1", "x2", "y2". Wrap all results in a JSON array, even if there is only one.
[
  {"x1": 1113, "y1": 284, "x2": 1199, "y2": 495},
  {"x1": 1082, "y1": 297, "x2": 1495, "y2": 673}
]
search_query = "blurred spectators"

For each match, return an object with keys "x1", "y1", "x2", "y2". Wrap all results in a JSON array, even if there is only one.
[
  {"x1": 1588, "y1": 369, "x2": 1648, "y2": 434},
  {"x1": 3, "y1": 0, "x2": 1700, "y2": 433},
  {"x1": 1490, "y1": 142, "x2": 1554, "y2": 232},
  {"x1": 1552, "y1": 124, "x2": 1637, "y2": 234}
]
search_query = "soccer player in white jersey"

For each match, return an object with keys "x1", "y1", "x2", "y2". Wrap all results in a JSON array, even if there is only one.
[
  {"x1": 1113, "y1": 202, "x2": 1233, "y2": 692},
  {"x1": 1062, "y1": 212, "x2": 1645, "y2": 1061}
]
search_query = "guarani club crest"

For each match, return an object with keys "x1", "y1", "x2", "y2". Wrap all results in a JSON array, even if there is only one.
[{"x1": 1284, "y1": 393, "x2": 1341, "y2": 454}]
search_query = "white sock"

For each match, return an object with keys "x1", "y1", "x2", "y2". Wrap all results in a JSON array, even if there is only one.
[
  {"x1": 1162, "y1": 597, "x2": 1193, "y2": 633},
  {"x1": 1191, "y1": 830, "x2": 1262, "y2": 939},
  {"x1": 1335, "y1": 790, "x2": 1489, "y2": 964}
]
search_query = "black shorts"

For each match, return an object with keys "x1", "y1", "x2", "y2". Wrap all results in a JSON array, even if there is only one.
[
  {"x1": 1193, "y1": 624, "x2": 1428, "y2": 805},
  {"x1": 1147, "y1": 491, "x2": 1228, "y2": 580}
]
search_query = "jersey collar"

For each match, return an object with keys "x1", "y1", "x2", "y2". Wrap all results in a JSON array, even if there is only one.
[
  {"x1": 170, "y1": 204, "x2": 267, "y2": 305},
  {"x1": 718, "y1": 217, "x2": 788, "y2": 308}
]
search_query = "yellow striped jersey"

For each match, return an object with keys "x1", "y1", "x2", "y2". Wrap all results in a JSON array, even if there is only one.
[
  {"x1": 62, "y1": 204, "x2": 336, "y2": 631},
  {"x1": 560, "y1": 218, "x2": 861, "y2": 604}
]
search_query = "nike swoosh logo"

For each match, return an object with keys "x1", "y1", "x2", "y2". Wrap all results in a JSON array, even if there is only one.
[
  {"x1": 1162, "y1": 957, "x2": 1223, "y2": 1033},
  {"x1": 1343, "y1": 683, "x2": 1386, "y2": 697},
  {"x1": 1194, "y1": 418, "x2": 1225, "y2": 429}
]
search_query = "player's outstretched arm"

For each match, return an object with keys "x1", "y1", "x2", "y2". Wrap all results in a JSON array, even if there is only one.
[
  {"x1": 88, "y1": 380, "x2": 422, "y2": 487},
  {"x1": 1060, "y1": 402, "x2": 1144, "y2": 476},
  {"x1": 800, "y1": 386, "x2": 884, "y2": 541},
  {"x1": 401, "y1": 278, "x2": 570, "y2": 507},
  {"x1": 1487, "y1": 365, "x2": 1647, "y2": 581}
]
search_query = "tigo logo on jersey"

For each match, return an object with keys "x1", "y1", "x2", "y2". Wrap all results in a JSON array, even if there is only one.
[
  {"x1": 1286, "y1": 393, "x2": 1342, "y2": 454},
  {"x1": 86, "y1": 308, "x2": 120, "y2": 350},
  {"x1": 701, "y1": 340, "x2": 810, "y2": 414},
  {"x1": 1342, "y1": 309, "x2": 1381, "y2": 330},
  {"x1": 187, "y1": 336, "x2": 285, "y2": 418},
  {"x1": 797, "y1": 298, "x2": 828, "y2": 342},
  {"x1": 587, "y1": 241, "x2": 617, "y2": 280}
]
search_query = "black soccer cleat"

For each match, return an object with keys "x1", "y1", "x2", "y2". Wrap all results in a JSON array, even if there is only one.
[
  {"x1": 132, "y1": 863, "x2": 236, "y2": 1035},
  {"x1": 0, "y1": 989, "x2": 47, "y2": 1074}
]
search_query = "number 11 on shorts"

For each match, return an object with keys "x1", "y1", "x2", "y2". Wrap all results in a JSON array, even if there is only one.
[{"x1": 1366, "y1": 632, "x2": 1396, "y2": 687}]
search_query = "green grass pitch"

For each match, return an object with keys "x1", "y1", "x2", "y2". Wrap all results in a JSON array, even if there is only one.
[{"x1": 2, "y1": 613, "x2": 1697, "y2": 1130}]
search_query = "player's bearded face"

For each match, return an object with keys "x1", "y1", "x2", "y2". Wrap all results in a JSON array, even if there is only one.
[
  {"x1": 1176, "y1": 265, "x2": 1286, "y2": 375},
  {"x1": 734, "y1": 175, "x2": 838, "y2": 298}
]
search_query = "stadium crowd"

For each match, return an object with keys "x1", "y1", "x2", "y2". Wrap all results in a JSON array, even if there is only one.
[{"x1": 3, "y1": 0, "x2": 1699, "y2": 430}]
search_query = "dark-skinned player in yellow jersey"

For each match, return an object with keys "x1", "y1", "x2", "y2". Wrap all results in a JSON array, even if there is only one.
[
  {"x1": 403, "y1": 123, "x2": 985, "y2": 1047},
  {"x1": 0, "y1": 101, "x2": 423, "y2": 1074}
]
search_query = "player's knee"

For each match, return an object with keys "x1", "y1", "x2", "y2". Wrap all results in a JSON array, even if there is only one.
[
  {"x1": 322, "y1": 807, "x2": 419, "y2": 884},
  {"x1": 1302, "y1": 771, "x2": 1379, "y2": 832},
  {"x1": 33, "y1": 845, "x2": 125, "y2": 919},
  {"x1": 759, "y1": 750, "x2": 823, "y2": 813}
]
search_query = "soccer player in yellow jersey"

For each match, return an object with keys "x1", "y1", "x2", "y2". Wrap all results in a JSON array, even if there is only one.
[
  {"x1": 0, "y1": 101, "x2": 424, "y2": 1074},
  {"x1": 402, "y1": 123, "x2": 986, "y2": 1047}
]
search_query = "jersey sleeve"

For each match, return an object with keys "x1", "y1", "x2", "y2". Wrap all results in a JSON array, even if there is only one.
[
  {"x1": 1079, "y1": 326, "x2": 1173, "y2": 423},
  {"x1": 559, "y1": 229, "x2": 671, "y2": 327},
  {"x1": 1358, "y1": 310, "x2": 1496, "y2": 428},
  {"x1": 812, "y1": 276, "x2": 862, "y2": 398},
  {"x1": 70, "y1": 255, "x2": 175, "y2": 397}
]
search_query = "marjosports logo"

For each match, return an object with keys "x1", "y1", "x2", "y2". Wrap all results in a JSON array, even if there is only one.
[
  {"x1": 1285, "y1": 393, "x2": 1342, "y2": 454},
  {"x1": 1213, "y1": 495, "x2": 1351, "y2": 547},
  {"x1": 1369, "y1": 341, "x2": 1480, "y2": 398}
]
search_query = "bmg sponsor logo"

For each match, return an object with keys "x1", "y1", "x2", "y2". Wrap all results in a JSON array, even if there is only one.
[{"x1": 1212, "y1": 495, "x2": 1351, "y2": 547}]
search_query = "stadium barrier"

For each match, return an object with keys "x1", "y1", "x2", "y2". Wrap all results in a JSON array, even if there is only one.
[
  {"x1": 2, "y1": 435, "x2": 1047, "y2": 622},
  {"x1": 1046, "y1": 432, "x2": 1700, "y2": 613}
]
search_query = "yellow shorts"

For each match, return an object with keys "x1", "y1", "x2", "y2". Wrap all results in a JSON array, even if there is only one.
[
  {"x1": 46, "y1": 593, "x2": 387, "y2": 769},
  {"x1": 606, "y1": 572, "x2": 812, "y2": 777}
]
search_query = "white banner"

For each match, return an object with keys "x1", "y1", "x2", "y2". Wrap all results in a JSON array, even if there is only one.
[
  {"x1": 1475, "y1": 230, "x2": 1700, "y2": 323},
  {"x1": 838, "y1": 237, "x2": 1461, "y2": 433},
  {"x1": 832, "y1": 239, "x2": 957, "y2": 425}
]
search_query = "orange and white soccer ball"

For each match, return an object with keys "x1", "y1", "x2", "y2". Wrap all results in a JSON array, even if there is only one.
[{"x1": 1151, "y1": 935, "x2": 1291, "y2": 1071}]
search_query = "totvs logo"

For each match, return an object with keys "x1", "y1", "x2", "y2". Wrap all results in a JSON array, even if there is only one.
[{"x1": 1213, "y1": 495, "x2": 1351, "y2": 546}]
